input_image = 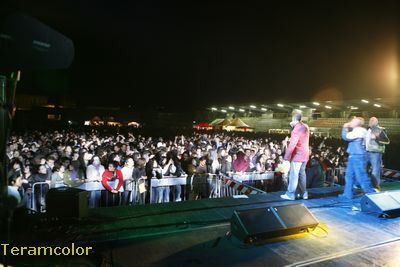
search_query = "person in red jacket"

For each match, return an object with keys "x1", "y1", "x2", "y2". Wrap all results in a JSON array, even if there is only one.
[
  {"x1": 281, "y1": 110, "x2": 310, "y2": 201},
  {"x1": 102, "y1": 161, "x2": 123, "y2": 206}
]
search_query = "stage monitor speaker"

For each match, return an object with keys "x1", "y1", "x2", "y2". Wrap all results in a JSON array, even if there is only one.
[
  {"x1": 231, "y1": 203, "x2": 318, "y2": 243},
  {"x1": 46, "y1": 187, "x2": 88, "y2": 219},
  {"x1": 361, "y1": 191, "x2": 400, "y2": 218}
]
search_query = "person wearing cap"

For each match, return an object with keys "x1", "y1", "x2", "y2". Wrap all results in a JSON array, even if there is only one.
[
  {"x1": 339, "y1": 117, "x2": 375, "y2": 200},
  {"x1": 365, "y1": 117, "x2": 390, "y2": 191},
  {"x1": 281, "y1": 110, "x2": 310, "y2": 201}
]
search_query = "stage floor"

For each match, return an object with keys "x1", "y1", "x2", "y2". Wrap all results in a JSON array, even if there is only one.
[
  {"x1": 68, "y1": 182, "x2": 399, "y2": 267},
  {"x1": 9, "y1": 181, "x2": 400, "y2": 266},
  {"x1": 101, "y1": 194, "x2": 400, "y2": 267}
]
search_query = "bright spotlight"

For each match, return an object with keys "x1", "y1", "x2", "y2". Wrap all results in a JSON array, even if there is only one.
[
  {"x1": 312, "y1": 102, "x2": 320, "y2": 106},
  {"x1": 211, "y1": 107, "x2": 217, "y2": 111},
  {"x1": 325, "y1": 105, "x2": 332, "y2": 109},
  {"x1": 350, "y1": 106, "x2": 359, "y2": 110},
  {"x1": 373, "y1": 104, "x2": 381, "y2": 108},
  {"x1": 239, "y1": 108, "x2": 245, "y2": 112},
  {"x1": 261, "y1": 108, "x2": 267, "y2": 111},
  {"x1": 250, "y1": 105, "x2": 257, "y2": 109},
  {"x1": 221, "y1": 109, "x2": 227, "y2": 113},
  {"x1": 277, "y1": 104, "x2": 284, "y2": 107},
  {"x1": 299, "y1": 105, "x2": 307, "y2": 108},
  {"x1": 228, "y1": 106, "x2": 235, "y2": 110},
  {"x1": 361, "y1": 99, "x2": 369, "y2": 103}
]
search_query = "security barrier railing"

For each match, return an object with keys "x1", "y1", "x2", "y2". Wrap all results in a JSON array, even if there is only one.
[
  {"x1": 26, "y1": 171, "x2": 276, "y2": 210},
  {"x1": 30, "y1": 182, "x2": 50, "y2": 213}
]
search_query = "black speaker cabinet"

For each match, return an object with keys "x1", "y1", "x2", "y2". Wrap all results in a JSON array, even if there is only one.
[
  {"x1": 231, "y1": 203, "x2": 319, "y2": 243},
  {"x1": 46, "y1": 187, "x2": 89, "y2": 218},
  {"x1": 361, "y1": 191, "x2": 400, "y2": 218}
]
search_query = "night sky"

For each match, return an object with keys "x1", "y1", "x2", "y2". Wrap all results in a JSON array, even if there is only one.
[{"x1": 1, "y1": 0, "x2": 399, "y2": 109}]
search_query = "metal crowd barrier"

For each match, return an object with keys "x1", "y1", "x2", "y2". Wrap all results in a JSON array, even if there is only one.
[
  {"x1": 150, "y1": 175, "x2": 188, "y2": 203},
  {"x1": 29, "y1": 172, "x2": 277, "y2": 210},
  {"x1": 207, "y1": 173, "x2": 221, "y2": 198},
  {"x1": 30, "y1": 182, "x2": 50, "y2": 213},
  {"x1": 148, "y1": 174, "x2": 225, "y2": 203},
  {"x1": 220, "y1": 172, "x2": 274, "y2": 197},
  {"x1": 326, "y1": 167, "x2": 345, "y2": 185},
  {"x1": 123, "y1": 179, "x2": 136, "y2": 204},
  {"x1": 228, "y1": 171, "x2": 275, "y2": 182},
  {"x1": 76, "y1": 180, "x2": 103, "y2": 191}
]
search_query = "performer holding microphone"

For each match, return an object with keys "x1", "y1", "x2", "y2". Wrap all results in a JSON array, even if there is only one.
[
  {"x1": 339, "y1": 117, "x2": 375, "y2": 200},
  {"x1": 280, "y1": 110, "x2": 310, "y2": 201}
]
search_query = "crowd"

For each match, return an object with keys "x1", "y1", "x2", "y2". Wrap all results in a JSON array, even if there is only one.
[{"x1": 5, "y1": 129, "x2": 348, "y2": 211}]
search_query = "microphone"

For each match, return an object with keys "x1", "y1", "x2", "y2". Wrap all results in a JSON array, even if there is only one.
[{"x1": 0, "y1": 13, "x2": 74, "y2": 70}]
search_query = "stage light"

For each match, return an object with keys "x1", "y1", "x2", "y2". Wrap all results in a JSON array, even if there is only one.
[
  {"x1": 261, "y1": 108, "x2": 267, "y2": 111},
  {"x1": 228, "y1": 106, "x2": 235, "y2": 110},
  {"x1": 211, "y1": 107, "x2": 217, "y2": 111},
  {"x1": 239, "y1": 108, "x2": 245, "y2": 112},
  {"x1": 299, "y1": 105, "x2": 307, "y2": 108},
  {"x1": 374, "y1": 104, "x2": 381, "y2": 108},
  {"x1": 350, "y1": 106, "x2": 359, "y2": 110},
  {"x1": 250, "y1": 105, "x2": 256, "y2": 109},
  {"x1": 277, "y1": 104, "x2": 284, "y2": 107},
  {"x1": 325, "y1": 105, "x2": 332, "y2": 109},
  {"x1": 221, "y1": 109, "x2": 227, "y2": 113},
  {"x1": 361, "y1": 99, "x2": 369, "y2": 103},
  {"x1": 312, "y1": 102, "x2": 320, "y2": 106}
]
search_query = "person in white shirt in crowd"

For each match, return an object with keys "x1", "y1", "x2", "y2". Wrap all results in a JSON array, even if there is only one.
[
  {"x1": 86, "y1": 156, "x2": 105, "y2": 208},
  {"x1": 50, "y1": 162, "x2": 66, "y2": 189},
  {"x1": 121, "y1": 157, "x2": 135, "y2": 205}
]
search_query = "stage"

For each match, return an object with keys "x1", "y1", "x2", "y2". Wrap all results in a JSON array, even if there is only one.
[
  {"x1": 9, "y1": 180, "x2": 400, "y2": 266},
  {"x1": 107, "y1": 198, "x2": 400, "y2": 267},
  {"x1": 98, "y1": 192, "x2": 400, "y2": 266}
]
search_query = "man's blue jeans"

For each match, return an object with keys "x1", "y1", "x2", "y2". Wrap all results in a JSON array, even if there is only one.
[
  {"x1": 344, "y1": 154, "x2": 375, "y2": 199},
  {"x1": 367, "y1": 152, "x2": 382, "y2": 188}
]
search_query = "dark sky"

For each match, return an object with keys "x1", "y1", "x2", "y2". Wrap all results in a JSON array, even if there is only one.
[{"x1": 1, "y1": 0, "x2": 399, "y2": 109}]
